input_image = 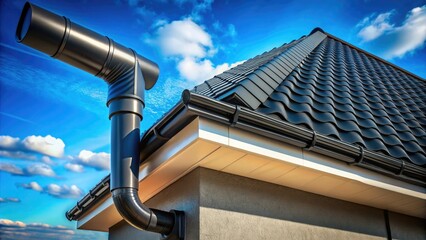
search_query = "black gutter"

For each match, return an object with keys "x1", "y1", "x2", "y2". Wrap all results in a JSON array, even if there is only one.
[
  {"x1": 66, "y1": 175, "x2": 110, "y2": 220},
  {"x1": 66, "y1": 91, "x2": 426, "y2": 221}
]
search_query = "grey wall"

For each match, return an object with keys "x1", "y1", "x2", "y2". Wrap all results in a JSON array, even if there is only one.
[
  {"x1": 109, "y1": 168, "x2": 425, "y2": 240},
  {"x1": 388, "y1": 211, "x2": 426, "y2": 240},
  {"x1": 198, "y1": 168, "x2": 387, "y2": 240}
]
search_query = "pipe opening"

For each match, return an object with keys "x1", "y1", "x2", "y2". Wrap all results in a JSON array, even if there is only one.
[{"x1": 16, "y1": 2, "x2": 32, "y2": 42}]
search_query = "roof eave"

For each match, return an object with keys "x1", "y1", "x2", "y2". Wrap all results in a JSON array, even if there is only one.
[
  {"x1": 182, "y1": 92, "x2": 425, "y2": 184},
  {"x1": 67, "y1": 91, "x2": 426, "y2": 222}
]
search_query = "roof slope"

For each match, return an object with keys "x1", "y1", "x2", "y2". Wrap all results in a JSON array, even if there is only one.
[{"x1": 193, "y1": 28, "x2": 426, "y2": 167}]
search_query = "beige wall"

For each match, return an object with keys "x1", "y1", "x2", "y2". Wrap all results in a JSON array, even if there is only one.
[{"x1": 109, "y1": 168, "x2": 425, "y2": 240}]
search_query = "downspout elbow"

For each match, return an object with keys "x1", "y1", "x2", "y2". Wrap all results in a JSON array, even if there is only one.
[{"x1": 112, "y1": 188, "x2": 174, "y2": 234}]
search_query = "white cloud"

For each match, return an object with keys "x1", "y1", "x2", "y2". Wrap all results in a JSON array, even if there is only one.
[
  {"x1": 0, "y1": 150, "x2": 37, "y2": 161},
  {"x1": 46, "y1": 184, "x2": 83, "y2": 199},
  {"x1": 25, "y1": 164, "x2": 56, "y2": 177},
  {"x1": 8, "y1": 198, "x2": 20, "y2": 202},
  {"x1": 0, "y1": 163, "x2": 23, "y2": 175},
  {"x1": 64, "y1": 163, "x2": 84, "y2": 173},
  {"x1": 0, "y1": 218, "x2": 90, "y2": 240},
  {"x1": 28, "y1": 223, "x2": 51, "y2": 228},
  {"x1": 0, "y1": 163, "x2": 56, "y2": 177},
  {"x1": 152, "y1": 19, "x2": 169, "y2": 29},
  {"x1": 147, "y1": 19, "x2": 244, "y2": 84},
  {"x1": 190, "y1": 0, "x2": 214, "y2": 21},
  {"x1": 20, "y1": 182, "x2": 43, "y2": 192},
  {"x1": 22, "y1": 135, "x2": 65, "y2": 158},
  {"x1": 19, "y1": 182, "x2": 84, "y2": 199},
  {"x1": 41, "y1": 156, "x2": 54, "y2": 165},
  {"x1": 212, "y1": 21, "x2": 237, "y2": 38},
  {"x1": 0, "y1": 219, "x2": 26, "y2": 227},
  {"x1": 0, "y1": 135, "x2": 65, "y2": 159},
  {"x1": 0, "y1": 136, "x2": 20, "y2": 149},
  {"x1": 357, "y1": 11, "x2": 394, "y2": 42},
  {"x1": 74, "y1": 150, "x2": 110, "y2": 170},
  {"x1": 151, "y1": 19, "x2": 214, "y2": 58},
  {"x1": 0, "y1": 197, "x2": 20, "y2": 203},
  {"x1": 356, "y1": 5, "x2": 426, "y2": 59},
  {"x1": 178, "y1": 58, "x2": 245, "y2": 84}
]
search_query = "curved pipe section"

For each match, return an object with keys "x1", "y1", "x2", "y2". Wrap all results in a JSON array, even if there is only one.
[
  {"x1": 16, "y1": 2, "x2": 182, "y2": 238},
  {"x1": 113, "y1": 189, "x2": 174, "y2": 234}
]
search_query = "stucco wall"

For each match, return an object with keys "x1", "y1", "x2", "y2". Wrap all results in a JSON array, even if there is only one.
[
  {"x1": 388, "y1": 211, "x2": 426, "y2": 240},
  {"x1": 109, "y1": 168, "x2": 424, "y2": 240},
  {"x1": 198, "y1": 168, "x2": 388, "y2": 240}
]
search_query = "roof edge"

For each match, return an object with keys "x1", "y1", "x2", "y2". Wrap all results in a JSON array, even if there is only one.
[{"x1": 182, "y1": 91, "x2": 425, "y2": 184}]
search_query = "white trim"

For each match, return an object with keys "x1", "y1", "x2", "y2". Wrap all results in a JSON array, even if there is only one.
[{"x1": 199, "y1": 118, "x2": 424, "y2": 196}]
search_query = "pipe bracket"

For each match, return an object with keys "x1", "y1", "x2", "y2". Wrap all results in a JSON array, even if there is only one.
[
  {"x1": 349, "y1": 146, "x2": 364, "y2": 166},
  {"x1": 161, "y1": 210, "x2": 185, "y2": 240},
  {"x1": 398, "y1": 161, "x2": 406, "y2": 175},
  {"x1": 154, "y1": 128, "x2": 170, "y2": 141},
  {"x1": 304, "y1": 130, "x2": 317, "y2": 151},
  {"x1": 230, "y1": 105, "x2": 241, "y2": 127}
]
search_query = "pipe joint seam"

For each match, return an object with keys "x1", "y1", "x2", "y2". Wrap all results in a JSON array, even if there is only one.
[{"x1": 108, "y1": 98, "x2": 144, "y2": 119}]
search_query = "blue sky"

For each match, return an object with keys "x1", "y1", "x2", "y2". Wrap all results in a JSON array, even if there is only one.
[{"x1": 0, "y1": 0, "x2": 425, "y2": 239}]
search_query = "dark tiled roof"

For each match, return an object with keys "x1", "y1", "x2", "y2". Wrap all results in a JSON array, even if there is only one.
[{"x1": 192, "y1": 29, "x2": 426, "y2": 167}]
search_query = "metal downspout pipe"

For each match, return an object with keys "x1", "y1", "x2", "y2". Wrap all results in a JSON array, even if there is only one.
[
  {"x1": 15, "y1": 2, "x2": 184, "y2": 239},
  {"x1": 107, "y1": 57, "x2": 178, "y2": 235}
]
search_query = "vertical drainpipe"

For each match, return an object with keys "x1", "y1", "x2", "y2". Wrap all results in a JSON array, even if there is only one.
[
  {"x1": 15, "y1": 2, "x2": 184, "y2": 239},
  {"x1": 107, "y1": 55, "x2": 182, "y2": 235}
]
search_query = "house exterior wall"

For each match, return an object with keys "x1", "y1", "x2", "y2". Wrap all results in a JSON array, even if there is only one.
[
  {"x1": 388, "y1": 212, "x2": 426, "y2": 240},
  {"x1": 109, "y1": 168, "x2": 425, "y2": 240}
]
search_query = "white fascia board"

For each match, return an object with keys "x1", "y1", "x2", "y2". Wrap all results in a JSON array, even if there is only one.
[{"x1": 197, "y1": 117, "x2": 425, "y2": 197}]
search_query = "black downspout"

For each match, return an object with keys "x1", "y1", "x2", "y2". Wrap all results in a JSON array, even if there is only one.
[
  {"x1": 384, "y1": 210, "x2": 392, "y2": 240},
  {"x1": 16, "y1": 2, "x2": 184, "y2": 239},
  {"x1": 107, "y1": 58, "x2": 183, "y2": 236}
]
